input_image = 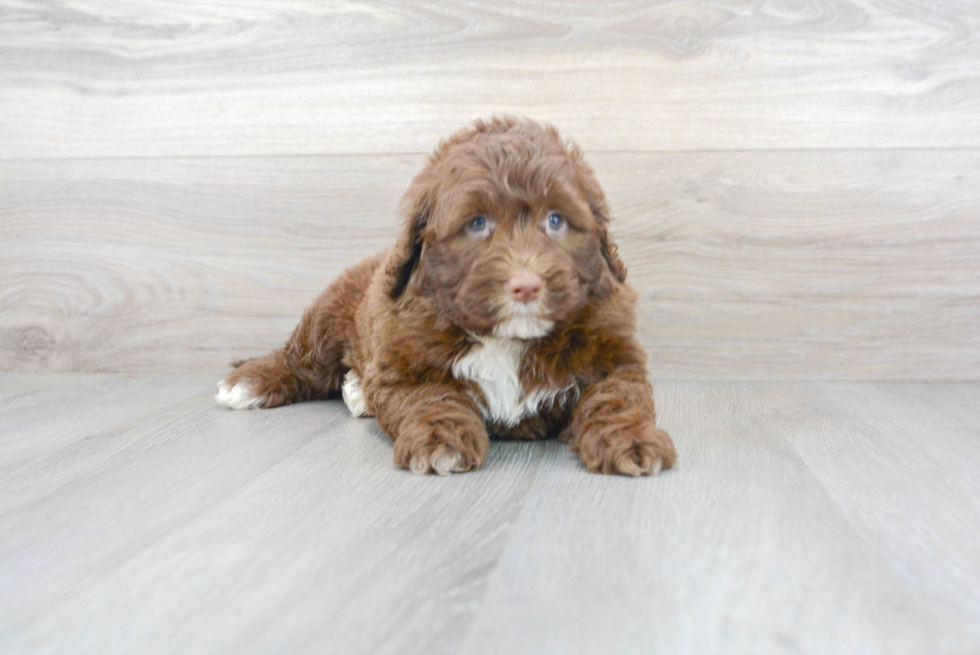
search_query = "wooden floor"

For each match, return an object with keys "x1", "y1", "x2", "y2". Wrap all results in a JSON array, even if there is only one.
[{"x1": 1, "y1": 373, "x2": 978, "y2": 654}]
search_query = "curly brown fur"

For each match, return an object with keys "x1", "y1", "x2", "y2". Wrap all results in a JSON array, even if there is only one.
[{"x1": 216, "y1": 117, "x2": 676, "y2": 476}]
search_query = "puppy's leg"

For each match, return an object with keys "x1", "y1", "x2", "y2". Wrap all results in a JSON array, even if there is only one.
[
  {"x1": 216, "y1": 308, "x2": 345, "y2": 409},
  {"x1": 217, "y1": 280, "x2": 359, "y2": 410},
  {"x1": 372, "y1": 383, "x2": 489, "y2": 475},
  {"x1": 562, "y1": 365, "x2": 676, "y2": 476},
  {"x1": 216, "y1": 348, "x2": 329, "y2": 410}
]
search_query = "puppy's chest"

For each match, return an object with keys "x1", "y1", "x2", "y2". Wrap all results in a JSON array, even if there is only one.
[{"x1": 451, "y1": 338, "x2": 577, "y2": 428}]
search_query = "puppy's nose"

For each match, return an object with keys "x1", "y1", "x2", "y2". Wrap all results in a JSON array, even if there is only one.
[{"x1": 508, "y1": 272, "x2": 543, "y2": 304}]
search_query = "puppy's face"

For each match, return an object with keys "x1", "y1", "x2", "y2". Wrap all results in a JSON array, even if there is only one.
[{"x1": 386, "y1": 118, "x2": 625, "y2": 339}]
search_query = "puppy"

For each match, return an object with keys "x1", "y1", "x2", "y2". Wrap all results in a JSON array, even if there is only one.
[{"x1": 216, "y1": 117, "x2": 676, "y2": 476}]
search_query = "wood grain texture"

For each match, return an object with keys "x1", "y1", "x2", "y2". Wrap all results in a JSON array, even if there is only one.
[
  {"x1": 770, "y1": 381, "x2": 980, "y2": 649},
  {"x1": 458, "y1": 381, "x2": 973, "y2": 655},
  {"x1": 2, "y1": 374, "x2": 979, "y2": 654},
  {"x1": 0, "y1": 373, "x2": 545, "y2": 655},
  {"x1": 2, "y1": 151, "x2": 978, "y2": 378},
  {"x1": 0, "y1": 373, "x2": 208, "y2": 515},
  {"x1": 1, "y1": 0, "x2": 979, "y2": 157}
]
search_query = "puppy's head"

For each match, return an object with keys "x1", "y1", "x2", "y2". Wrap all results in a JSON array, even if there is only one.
[{"x1": 385, "y1": 117, "x2": 626, "y2": 339}]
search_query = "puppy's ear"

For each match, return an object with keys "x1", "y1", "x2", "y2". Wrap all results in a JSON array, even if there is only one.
[
  {"x1": 591, "y1": 197, "x2": 628, "y2": 283},
  {"x1": 385, "y1": 174, "x2": 434, "y2": 298},
  {"x1": 572, "y1": 149, "x2": 627, "y2": 283}
]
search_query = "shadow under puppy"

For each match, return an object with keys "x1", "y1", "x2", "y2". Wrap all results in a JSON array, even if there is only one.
[{"x1": 217, "y1": 117, "x2": 676, "y2": 477}]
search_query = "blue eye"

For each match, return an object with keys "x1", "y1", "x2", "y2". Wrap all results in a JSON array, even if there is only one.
[
  {"x1": 466, "y1": 215, "x2": 494, "y2": 238},
  {"x1": 543, "y1": 212, "x2": 567, "y2": 234}
]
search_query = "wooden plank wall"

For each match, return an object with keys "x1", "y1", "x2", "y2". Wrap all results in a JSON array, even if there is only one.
[{"x1": 1, "y1": 0, "x2": 978, "y2": 378}]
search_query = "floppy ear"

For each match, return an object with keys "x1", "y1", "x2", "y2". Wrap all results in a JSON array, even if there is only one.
[
  {"x1": 591, "y1": 197, "x2": 628, "y2": 283},
  {"x1": 572, "y1": 149, "x2": 627, "y2": 283},
  {"x1": 384, "y1": 174, "x2": 434, "y2": 298}
]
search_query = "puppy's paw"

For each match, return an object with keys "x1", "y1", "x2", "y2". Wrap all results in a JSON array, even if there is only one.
[
  {"x1": 215, "y1": 353, "x2": 307, "y2": 409},
  {"x1": 571, "y1": 415, "x2": 676, "y2": 477},
  {"x1": 215, "y1": 378, "x2": 266, "y2": 410},
  {"x1": 409, "y1": 444, "x2": 470, "y2": 476},
  {"x1": 393, "y1": 413, "x2": 489, "y2": 476}
]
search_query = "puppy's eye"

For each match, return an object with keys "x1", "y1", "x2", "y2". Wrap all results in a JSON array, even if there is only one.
[
  {"x1": 542, "y1": 212, "x2": 567, "y2": 237},
  {"x1": 465, "y1": 215, "x2": 494, "y2": 238}
]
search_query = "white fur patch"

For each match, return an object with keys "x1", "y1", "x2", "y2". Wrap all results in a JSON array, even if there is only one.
[
  {"x1": 451, "y1": 336, "x2": 573, "y2": 426},
  {"x1": 342, "y1": 370, "x2": 371, "y2": 417},
  {"x1": 493, "y1": 314, "x2": 555, "y2": 340},
  {"x1": 215, "y1": 380, "x2": 265, "y2": 410},
  {"x1": 493, "y1": 301, "x2": 554, "y2": 340}
]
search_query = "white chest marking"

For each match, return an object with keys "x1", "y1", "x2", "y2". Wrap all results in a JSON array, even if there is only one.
[{"x1": 451, "y1": 336, "x2": 572, "y2": 427}]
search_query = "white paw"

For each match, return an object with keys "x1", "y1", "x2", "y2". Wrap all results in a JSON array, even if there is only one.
[
  {"x1": 215, "y1": 379, "x2": 265, "y2": 410},
  {"x1": 341, "y1": 370, "x2": 371, "y2": 418}
]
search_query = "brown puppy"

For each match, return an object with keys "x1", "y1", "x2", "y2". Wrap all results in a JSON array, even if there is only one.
[{"x1": 216, "y1": 117, "x2": 676, "y2": 476}]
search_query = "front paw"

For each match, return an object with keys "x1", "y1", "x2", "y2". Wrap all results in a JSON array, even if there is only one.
[
  {"x1": 569, "y1": 412, "x2": 676, "y2": 477},
  {"x1": 393, "y1": 412, "x2": 489, "y2": 476}
]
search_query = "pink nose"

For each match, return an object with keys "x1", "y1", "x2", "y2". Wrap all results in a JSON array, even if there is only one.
[{"x1": 508, "y1": 272, "x2": 543, "y2": 304}]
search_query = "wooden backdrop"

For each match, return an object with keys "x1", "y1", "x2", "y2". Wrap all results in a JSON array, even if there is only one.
[{"x1": 2, "y1": 0, "x2": 978, "y2": 379}]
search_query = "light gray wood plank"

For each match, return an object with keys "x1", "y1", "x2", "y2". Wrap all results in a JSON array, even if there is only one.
[
  {"x1": 457, "y1": 381, "x2": 964, "y2": 655},
  {"x1": 0, "y1": 386, "x2": 338, "y2": 625},
  {"x1": 764, "y1": 381, "x2": 980, "y2": 650},
  {"x1": 3, "y1": 151, "x2": 978, "y2": 378},
  {"x1": 607, "y1": 150, "x2": 980, "y2": 379},
  {"x1": 0, "y1": 155, "x2": 418, "y2": 373},
  {"x1": 0, "y1": 373, "x2": 545, "y2": 655},
  {"x1": 1, "y1": 0, "x2": 979, "y2": 157},
  {"x1": 2, "y1": 376, "x2": 980, "y2": 653},
  {"x1": 0, "y1": 372, "x2": 219, "y2": 515},
  {"x1": 149, "y1": 440, "x2": 545, "y2": 655}
]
